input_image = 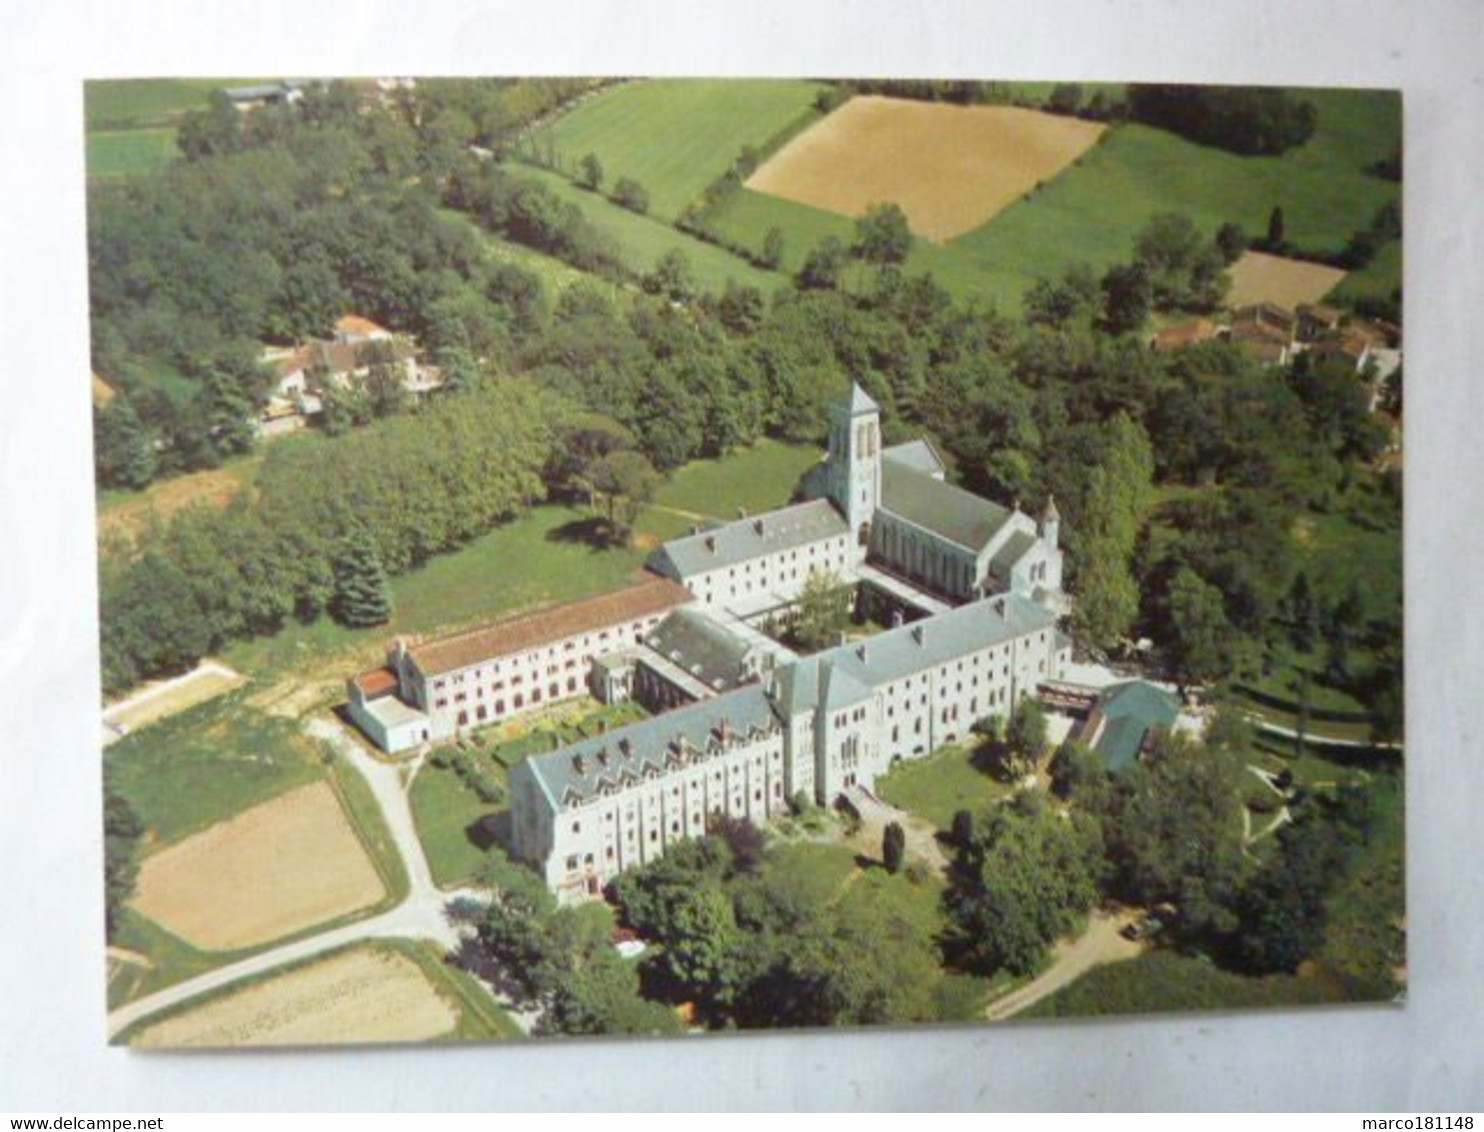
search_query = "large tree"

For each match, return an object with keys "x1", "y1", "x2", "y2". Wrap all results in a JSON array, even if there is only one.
[
  {"x1": 790, "y1": 568, "x2": 853, "y2": 651},
  {"x1": 853, "y1": 202, "x2": 913, "y2": 268},
  {"x1": 331, "y1": 528, "x2": 393, "y2": 627}
]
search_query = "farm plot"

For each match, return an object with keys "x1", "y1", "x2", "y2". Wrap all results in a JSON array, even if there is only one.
[
  {"x1": 530, "y1": 78, "x2": 827, "y2": 222},
  {"x1": 132, "y1": 781, "x2": 386, "y2": 950},
  {"x1": 131, "y1": 945, "x2": 457, "y2": 1047},
  {"x1": 746, "y1": 96, "x2": 1106, "y2": 242},
  {"x1": 1226, "y1": 250, "x2": 1347, "y2": 310}
]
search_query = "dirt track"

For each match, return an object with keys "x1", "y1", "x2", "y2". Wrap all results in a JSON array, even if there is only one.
[
  {"x1": 132, "y1": 946, "x2": 456, "y2": 1047},
  {"x1": 747, "y1": 95, "x2": 1105, "y2": 241},
  {"x1": 984, "y1": 909, "x2": 1143, "y2": 1021},
  {"x1": 132, "y1": 781, "x2": 386, "y2": 951}
]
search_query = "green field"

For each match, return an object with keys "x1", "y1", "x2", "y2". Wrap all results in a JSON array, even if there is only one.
[
  {"x1": 875, "y1": 742, "x2": 1015, "y2": 832},
  {"x1": 86, "y1": 127, "x2": 179, "y2": 179},
  {"x1": 1332, "y1": 238, "x2": 1401, "y2": 304},
  {"x1": 709, "y1": 88, "x2": 1400, "y2": 311},
  {"x1": 107, "y1": 693, "x2": 327, "y2": 846},
  {"x1": 654, "y1": 438, "x2": 823, "y2": 518},
  {"x1": 84, "y1": 78, "x2": 261, "y2": 131},
  {"x1": 512, "y1": 165, "x2": 783, "y2": 295},
  {"x1": 530, "y1": 78, "x2": 828, "y2": 222}
]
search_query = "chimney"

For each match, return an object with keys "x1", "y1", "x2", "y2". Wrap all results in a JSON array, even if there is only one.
[
  {"x1": 705, "y1": 535, "x2": 717, "y2": 554},
  {"x1": 573, "y1": 752, "x2": 587, "y2": 774},
  {"x1": 737, "y1": 506, "x2": 748, "y2": 519},
  {"x1": 550, "y1": 732, "x2": 562, "y2": 750},
  {"x1": 754, "y1": 518, "x2": 765, "y2": 537},
  {"x1": 690, "y1": 524, "x2": 701, "y2": 536},
  {"x1": 597, "y1": 747, "x2": 611, "y2": 767},
  {"x1": 718, "y1": 716, "x2": 732, "y2": 744},
  {"x1": 855, "y1": 643, "x2": 867, "y2": 662},
  {"x1": 912, "y1": 625, "x2": 926, "y2": 647},
  {"x1": 619, "y1": 736, "x2": 632, "y2": 757}
]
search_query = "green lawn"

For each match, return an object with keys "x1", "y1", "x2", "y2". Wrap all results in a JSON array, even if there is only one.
[
  {"x1": 108, "y1": 909, "x2": 227, "y2": 1010},
  {"x1": 530, "y1": 78, "x2": 828, "y2": 222},
  {"x1": 410, "y1": 763, "x2": 507, "y2": 889},
  {"x1": 106, "y1": 692, "x2": 327, "y2": 847},
  {"x1": 757, "y1": 841, "x2": 859, "y2": 906},
  {"x1": 876, "y1": 742, "x2": 1015, "y2": 832},
  {"x1": 411, "y1": 699, "x2": 648, "y2": 887},
  {"x1": 654, "y1": 438, "x2": 823, "y2": 518},
  {"x1": 511, "y1": 165, "x2": 784, "y2": 295},
  {"x1": 86, "y1": 127, "x2": 179, "y2": 178},
  {"x1": 710, "y1": 88, "x2": 1400, "y2": 312},
  {"x1": 223, "y1": 503, "x2": 651, "y2": 681}
]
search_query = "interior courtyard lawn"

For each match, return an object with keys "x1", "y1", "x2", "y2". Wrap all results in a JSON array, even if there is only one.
[
  {"x1": 529, "y1": 78, "x2": 829, "y2": 223},
  {"x1": 654, "y1": 438, "x2": 824, "y2": 519},
  {"x1": 875, "y1": 742, "x2": 1015, "y2": 833}
]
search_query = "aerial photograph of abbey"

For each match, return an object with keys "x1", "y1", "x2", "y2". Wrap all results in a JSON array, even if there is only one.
[{"x1": 90, "y1": 76, "x2": 1404, "y2": 1046}]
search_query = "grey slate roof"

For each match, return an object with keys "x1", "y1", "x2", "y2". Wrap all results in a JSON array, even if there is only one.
[
  {"x1": 522, "y1": 686, "x2": 779, "y2": 808},
  {"x1": 881, "y1": 438, "x2": 946, "y2": 478},
  {"x1": 649, "y1": 498, "x2": 848, "y2": 579},
  {"x1": 879, "y1": 460, "x2": 1014, "y2": 553},
  {"x1": 844, "y1": 382, "x2": 880, "y2": 416},
  {"x1": 644, "y1": 607, "x2": 755, "y2": 690},
  {"x1": 989, "y1": 530, "x2": 1039, "y2": 577},
  {"x1": 813, "y1": 593, "x2": 1057, "y2": 704}
]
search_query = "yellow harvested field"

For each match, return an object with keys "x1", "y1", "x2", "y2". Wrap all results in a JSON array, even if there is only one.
[
  {"x1": 133, "y1": 947, "x2": 457, "y2": 1047},
  {"x1": 99, "y1": 458, "x2": 258, "y2": 541},
  {"x1": 746, "y1": 95, "x2": 1106, "y2": 242},
  {"x1": 1226, "y1": 251, "x2": 1347, "y2": 310},
  {"x1": 132, "y1": 782, "x2": 385, "y2": 950},
  {"x1": 105, "y1": 663, "x2": 244, "y2": 732}
]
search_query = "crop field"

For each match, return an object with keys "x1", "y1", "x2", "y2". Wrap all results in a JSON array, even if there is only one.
[
  {"x1": 530, "y1": 78, "x2": 828, "y2": 221},
  {"x1": 1225, "y1": 250, "x2": 1347, "y2": 310},
  {"x1": 747, "y1": 96, "x2": 1107, "y2": 242},
  {"x1": 512, "y1": 166, "x2": 782, "y2": 294},
  {"x1": 709, "y1": 87, "x2": 1399, "y2": 311},
  {"x1": 131, "y1": 781, "x2": 386, "y2": 950},
  {"x1": 131, "y1": 945, "x2": 457, "y2": 1047}
]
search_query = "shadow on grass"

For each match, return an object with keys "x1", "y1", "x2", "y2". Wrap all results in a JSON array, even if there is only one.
[
  {"x1": 546, "y1": 516, "x2": 625, "y2": 551},
  {"x1": 466, "y1": 810, "x2": 513, "y2": 853}
]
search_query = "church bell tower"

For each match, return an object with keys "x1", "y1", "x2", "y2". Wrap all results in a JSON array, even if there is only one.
[{"x1": 826, "y1": 382, "x2": 882, "y2": 561}]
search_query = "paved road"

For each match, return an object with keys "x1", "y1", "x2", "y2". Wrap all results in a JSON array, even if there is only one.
[
  {"x1": 983, "y1": 909, "x2": 1143, "y2": 1022},
  {"x1": 107, "y1": 715, "x2": 534, "y2": 1039}
]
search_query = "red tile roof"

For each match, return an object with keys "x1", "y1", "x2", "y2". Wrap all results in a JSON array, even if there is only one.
[
  {"x1": 1152, "y1": 318, "x2": 1218, "y2": 351},
  {"x1": 335, "y1": 314, "x2": 389, "y2": 337},
  {"x1": 352, "y1": 667, "x2": 401, "y2": 699},
  {"x1": 407, "y1": 574, "x2": 694, "y2": 677}
]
